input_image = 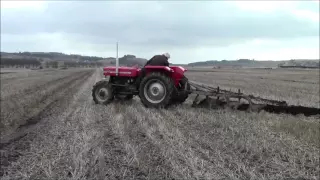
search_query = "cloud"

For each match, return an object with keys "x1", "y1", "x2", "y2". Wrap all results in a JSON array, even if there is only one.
[{"x1": 1, "y1": 1, "x2": 319, "y2": 63}]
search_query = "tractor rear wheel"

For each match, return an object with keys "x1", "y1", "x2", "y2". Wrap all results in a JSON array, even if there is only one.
[
  {"x1": 139, "y1": 72, "x2": 174, "y2": 108},
  {"x1": 92, "y1": 80, "x2": 114, "y2": 105}
]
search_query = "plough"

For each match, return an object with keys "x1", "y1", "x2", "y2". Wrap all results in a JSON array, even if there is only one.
[
  {"x1": 187, "y1": 80, "x2": 287, "y2": 108},
  {"x1": 187, "y1": 81, "x2": 319, "y2": 116}
]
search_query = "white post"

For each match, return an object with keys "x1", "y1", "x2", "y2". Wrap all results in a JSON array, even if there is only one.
[{"x1": 116, "y1": 42, "x2": 119, "y2": 76}]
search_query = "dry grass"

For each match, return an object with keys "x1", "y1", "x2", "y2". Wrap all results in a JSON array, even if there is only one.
[
  {"x1": 0, "y1": 67, "x2": 319, "y2": 179},
  {"x1": 0, "y1": 68, "x2": 94, "y2": 139}
]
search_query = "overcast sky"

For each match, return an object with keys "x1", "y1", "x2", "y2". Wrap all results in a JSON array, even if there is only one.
[{"x1": 1, "y1": 0, "x2": 319, "y2": 64}]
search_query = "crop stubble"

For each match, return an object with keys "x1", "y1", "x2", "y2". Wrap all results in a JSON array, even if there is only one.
[{"x1": 0, "y1": 68, "x2": 319, "y2": 179}]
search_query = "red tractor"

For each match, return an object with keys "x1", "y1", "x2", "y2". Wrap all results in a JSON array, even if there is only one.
[{"x1": 92, "y1": 65, "x2": 191, "y2": 108}]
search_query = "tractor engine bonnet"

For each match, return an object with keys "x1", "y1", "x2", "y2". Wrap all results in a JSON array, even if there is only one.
[{"x1": 103, "y1": 66, "x2": 140, "y2": 77}]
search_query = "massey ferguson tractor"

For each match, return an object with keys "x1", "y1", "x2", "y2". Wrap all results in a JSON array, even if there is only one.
[{"x1": 92, "y1": 65, "x2": 191, "y2": 108}]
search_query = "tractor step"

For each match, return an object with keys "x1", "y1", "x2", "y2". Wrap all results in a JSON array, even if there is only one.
[
  {"x1": 128, "y1": 84, "x2": 138, "y2": 91},
  {"x1": 110, "y1": 83, "x2": 138, "y2": 91}
]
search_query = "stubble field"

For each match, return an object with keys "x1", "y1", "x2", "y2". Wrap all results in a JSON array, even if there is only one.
[{"x1": 0, "y1": 67, "x2": 319, "y2": 180}]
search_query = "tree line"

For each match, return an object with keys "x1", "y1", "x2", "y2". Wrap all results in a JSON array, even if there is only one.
[
  {"x1": 61, "y1": 61, "x2": 103, "y2": 68},
  {"x1": 0, "y1": 58, "x2": 41, "y2": 68},
  {"x1": 1, "y1": 57, "x2": 104, "y2": 68},
  {"x1": 44, "y1": 61, "x2": 104, "y2": 68},
  {"x1": 1, "y1": 52, "x2": 104, "y2": 62}
]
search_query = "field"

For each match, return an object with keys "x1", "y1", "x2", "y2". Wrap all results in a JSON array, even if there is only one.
[{"x1": 0, "y1": 67, "x2": 319, "y2": 180}]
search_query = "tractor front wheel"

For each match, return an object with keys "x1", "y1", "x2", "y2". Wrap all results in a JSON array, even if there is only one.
[
  {"x1": 92, "y1": 80, "x2": 114, "y2": 105},
  {"x1": 139, "y1": 72, "x2": 174, "y2": 108}
]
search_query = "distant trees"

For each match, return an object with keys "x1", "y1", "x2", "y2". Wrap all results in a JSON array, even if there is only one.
[
  {"x1": 0, "y1": 58, "x2": 104, "y2": 69},
  {"x1": 118, "y1": 54, "x2": 147, "y2": 66},
  {"x1": 64, "y1": 61, "x2": 103, "y2": 68},
  {"x1": 0, "y1": 58, "x2": 41, "y2": 68},
  {"x1": 0, "y1": 52, "x2": 144, "y2": 69},
  {"x1": 13, "y1": 52, "x2": 104, "y2": 61},
  {"x1": 48, "y1": 61, "x2": 58, "y2": 68},
  {"x1": 45, "y1": 61, "x2": 50, "y2": 68}
]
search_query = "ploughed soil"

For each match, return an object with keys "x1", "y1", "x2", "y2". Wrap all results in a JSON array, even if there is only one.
[{"x1": 0, "y1": 68, "x2": 319, "y2": 180}]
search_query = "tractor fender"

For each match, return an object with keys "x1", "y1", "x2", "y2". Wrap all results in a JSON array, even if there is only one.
[
  {"x1": 143, "y1": 65, "x2": 174, "y2": 72},
  {"x1": 143, "y1": 66, "x2": 174, "y2": 76}
]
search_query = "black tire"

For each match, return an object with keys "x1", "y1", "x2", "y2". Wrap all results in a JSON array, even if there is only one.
[
  {"x1": 139, "y1": 72, "x2": 175, "y2": 108},
  {"x1": 92, "y1": 80, "x2": 114, "y2": 105},
  {"x1": 171, "y1": 75, "x2": 191, "y2": 104},
  {"x1": 115, "y1": 94, "x2": 134, "y2": 101}
]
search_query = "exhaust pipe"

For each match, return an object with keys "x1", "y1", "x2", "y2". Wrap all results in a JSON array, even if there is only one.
[{"x1": 116, "y1": 42, "x2": 119, "y2": 76}]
